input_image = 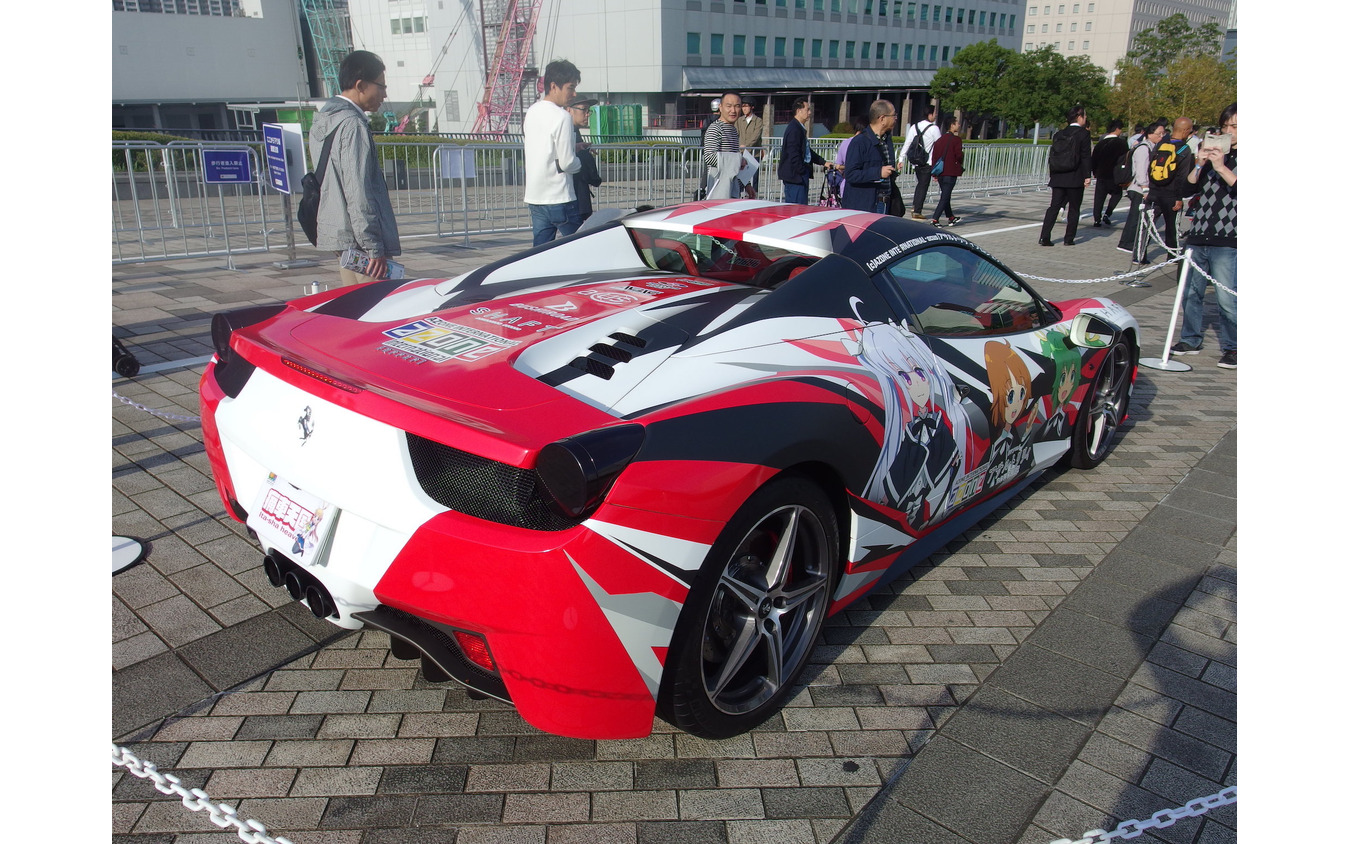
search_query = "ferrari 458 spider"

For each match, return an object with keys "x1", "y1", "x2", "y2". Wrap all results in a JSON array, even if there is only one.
[{"x1": 200, "y1": 200, "x2": 1139, "y2": 739}]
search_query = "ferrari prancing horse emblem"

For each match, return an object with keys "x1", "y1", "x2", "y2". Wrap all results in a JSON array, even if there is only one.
[{"x1": 298, "y1": 406, "x2": 314, "y2": 444}]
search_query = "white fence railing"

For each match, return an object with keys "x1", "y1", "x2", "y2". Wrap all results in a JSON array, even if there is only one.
[{"x1": 112, "y1": 140, "x2": 1051, "y2": 264}]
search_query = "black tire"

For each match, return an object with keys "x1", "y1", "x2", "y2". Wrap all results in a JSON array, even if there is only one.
[
  {"x1": 1069, "y1": 340, "x2": 1133, "y2": 469},
  {"x1": 114, "y1": 353, "x2": 140, "y2": 379},
  {"x1": 658, "y1": 475, "x2": 839, "y2": 738}
]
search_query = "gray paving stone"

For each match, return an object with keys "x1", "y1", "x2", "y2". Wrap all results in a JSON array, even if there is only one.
[
  {"x1": 941, "y1": 685, "x2": 1091, "y2": 784},
  {"x1": 634, "y1": 758, "x2": 716, "y2": 789},
  {"x1": 1026, "y1": 607, "x2": 1147, "y2": 679},
  {"x1": 317, "y1": 795, "x2": 418, "y2": 828},
  {"x1": 292, "y1": 765, "x2": 384, "y2": 796},
  {"x1": 636, "y1": 819, "x2": 727, "y2": 844},
  {"x1": 113, "y1": 652, "x2": 215, "y2": 738},
  {"x1": 594, "y1": 790, "x2": 679, "y2": 822},
  {"x1": 761, "y1": 786, "x2": 851, "y2": 819},
  {"x1": 987, "y1": 644, "x2": 1124, "y2": 727},
  {"x1": 178, "y1": 610, "x2": 330, "y2": 691}
]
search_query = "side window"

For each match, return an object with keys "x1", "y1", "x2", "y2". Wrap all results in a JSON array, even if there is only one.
[{"x1": 881, "y1": 246, "x2": 1047, "y2": 336}]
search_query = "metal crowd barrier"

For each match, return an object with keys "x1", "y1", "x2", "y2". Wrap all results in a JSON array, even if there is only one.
[{"x1": 112, "y1": 139, "x2": 1051, "y2": 264}]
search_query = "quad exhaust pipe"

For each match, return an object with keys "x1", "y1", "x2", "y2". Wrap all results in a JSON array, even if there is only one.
[{"x1": 263, "y1": 551, "x2": 337, "y2": 619}]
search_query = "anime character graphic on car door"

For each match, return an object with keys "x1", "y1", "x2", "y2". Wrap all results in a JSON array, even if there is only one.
[
  {"x1": 983, "y1": 339, "x2": 1037, "y2": 489},
  {"x1": 846, "y1": 304, "x2": 972, "y2": 530}
]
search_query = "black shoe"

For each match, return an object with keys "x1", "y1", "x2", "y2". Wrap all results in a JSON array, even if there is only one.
[
  {"x1": 1092, "y1": 220, "x2": 1103, "y2": 227},
  {"x1": 1102, "y1": 215, "x2": 1114, "y2": 226},
  {"x1": 1116, "y1": 246, "x2": 1134, "y2": 255},
  {"x1": 1038, "y1": 238, "x2": 1054, "y2": 247},
  {"x1": 1064, "y1": 238, "x2": 1076, "y2": 246},
  {"x1": 1170, "y1": 341, "x2": 1202, "y2": 356},
  {"x1": 1217, "y1": 350, "x2": 1236, "y2": 369},
  {"x1": 947, "y1": 216, "x2": 961, "y2": 225}
]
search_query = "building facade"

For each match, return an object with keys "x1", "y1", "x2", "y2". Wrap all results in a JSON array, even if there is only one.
[
  {"x1": 1019, "y1": 0, "x2": 1233, "y2": 82},
  {"x1": 113, "y1": 0, "x2": 312, "y2": 131},
  {"x1": 351, "y1": 0, "x2": 1025, "y2": 135}
]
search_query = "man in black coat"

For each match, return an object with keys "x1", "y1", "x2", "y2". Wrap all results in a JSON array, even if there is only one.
[
  {"x1": 1090, "y1": 119, "x2": 1127, "y2": 227},
  {"x1": 842, "y1": 100, "x2": 899, "y2": 213},
  {"x1": 777, "y1": 97, "x2": 828, "y2": 204},
  {"x1": 1038, "y1": 106, "x2": 1094, "y2": 246}
]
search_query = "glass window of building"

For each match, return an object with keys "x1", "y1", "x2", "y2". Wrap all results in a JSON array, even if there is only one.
[
  {"x1": 711, "y1": 33, "x2": 724, "y2": 54},
  {"x1": 687, "y1": 32, "x2": 700, "y2": 53},
  {"x1": 734, "y1": 34, "x2": 745, "y2": 55}
]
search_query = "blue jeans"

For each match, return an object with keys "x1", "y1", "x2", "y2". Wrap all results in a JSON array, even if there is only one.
[
  {"x1": 529, "y1": 201, "x2": 582, "y2": 246},
  {"x1": 783, "y1": 181, "x2": 808, "y2": 205},
  {"x1": 1181, "y1": 245, "x2": 1237, "y2": 352}
]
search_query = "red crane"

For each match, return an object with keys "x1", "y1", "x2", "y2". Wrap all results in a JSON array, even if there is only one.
[{"x1": 471, "y1": 0, "x2": 546, "y2": 135}]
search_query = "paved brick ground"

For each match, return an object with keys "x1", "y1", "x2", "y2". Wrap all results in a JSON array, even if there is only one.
[{"x1": 112, "y1": 192, "x2": 1236, "y2": 843}]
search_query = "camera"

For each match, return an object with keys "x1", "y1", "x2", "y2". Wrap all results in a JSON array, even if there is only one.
[{"x1": 1200, "y1": 132, "x2": 1232, "y2": 155}]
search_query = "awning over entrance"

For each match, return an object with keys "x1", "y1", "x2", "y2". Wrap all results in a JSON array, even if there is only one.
[{"x1": 683, "y1": 66, "x2": 935, "y2": 92}]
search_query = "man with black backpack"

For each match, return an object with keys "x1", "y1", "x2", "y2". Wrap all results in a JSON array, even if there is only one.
[
  {"x1": 1147, "y1": 116, "x2": 1196, "y2": 252},
  {"x1": 899, "y1": 105, "x2": 941, "y2": 221},
  {"x1": 306, "y1": 50, "x2": 402, "y2": 285},
  {"x1": 1091, "y1": 119, "x2": 1128, "y2": 227},
  {"x1": 1037, "y1": 106, "x2": 1093, "y2": 247}
]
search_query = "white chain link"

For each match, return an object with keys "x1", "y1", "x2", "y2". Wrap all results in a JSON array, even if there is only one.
[
  {"x1": 1014, "y1": 208, "x2": 1235, "y2": 297},
  {"x1": 113, "y1": 744, "x2": 295, "y2": 844},
  {"x1": 1048, "y1": 786, "x2": 1236, "y2": 844},
  {"x1": 112, "y1": 390, "x2": 202, "y2": 422}
]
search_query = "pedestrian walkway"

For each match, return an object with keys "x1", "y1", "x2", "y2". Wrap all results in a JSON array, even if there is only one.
[{"x1": 113, "y1": 192, "x2": 1235, "y2": 844}]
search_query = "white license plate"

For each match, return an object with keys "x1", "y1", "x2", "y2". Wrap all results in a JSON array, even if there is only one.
[{"x1": 247, "y1": 474, "x2": 339, "y2": 565}]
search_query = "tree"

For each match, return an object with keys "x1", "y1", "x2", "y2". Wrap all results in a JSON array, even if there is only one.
[
  {"x1": 1124, "y1": 13, "x2": 1225, "y2": 76},
  {"x1": 929, "y1": 40, "x2": 1016, "y2": 128},
  {"x1": 1154, "y1": 54, "x2": 1237, "y2": 128},
  {"x1": 1001, "y1": 47, "x2": 1108, "y2": 131},
  {"x1": 1109, "y1": 14, "x2": 1235, "y2": 130}
]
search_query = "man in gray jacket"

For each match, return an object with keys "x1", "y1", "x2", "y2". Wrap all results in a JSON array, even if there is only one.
[{"x1": 308, "y1": 50, "x2": 401, "y2": 284}]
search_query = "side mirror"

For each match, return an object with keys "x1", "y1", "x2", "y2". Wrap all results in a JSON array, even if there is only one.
[{"x1": 1066, "y1": 312, "x2": 1120, "y2": 349}]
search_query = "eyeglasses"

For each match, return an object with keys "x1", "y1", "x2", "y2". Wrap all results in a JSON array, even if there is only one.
[{"x1": 367, "y1": 81, "x2": 387, "y2": 92}]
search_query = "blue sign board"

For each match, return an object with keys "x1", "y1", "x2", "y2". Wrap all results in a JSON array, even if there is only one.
[
  {"x1": 202, "y1": 150, "x2": 252, "y2": 185},
  {"x1": 263, "y1": 124, "x2": 292, "y2": 193}
]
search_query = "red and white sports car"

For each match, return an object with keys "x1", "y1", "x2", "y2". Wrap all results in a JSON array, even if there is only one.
[{"x1": 200, "y1": 200, "x2": 1138, "y2": 739}]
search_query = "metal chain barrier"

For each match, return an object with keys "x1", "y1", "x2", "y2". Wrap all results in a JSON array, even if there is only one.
[
  {"x1": 1141, "y1": 208, "x2": 1237, "y2": 297},
  {"x1": 113, "y1": 390, "x2": 202, "y2": 422},
  {"x1": 1048, "y1": 786, "x2": 1236, "y2": 844},
  {"x1": 113, "y1": 744, "x2": 295, "y2": 844}
]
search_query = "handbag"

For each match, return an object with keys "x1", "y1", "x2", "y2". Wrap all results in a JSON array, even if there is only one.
[
  {"x1": 931, "y1": 156, "x2": 945, "y2": 177},
  {"x1": 297, "y1": 132, "x2": 337, "y2": 247},
  {"x1": 886, "y1": 175, "x2": 906, "y2": 216}
]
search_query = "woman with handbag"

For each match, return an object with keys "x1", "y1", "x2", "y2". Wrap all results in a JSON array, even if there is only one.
[{"x1": 928, "y1": 116, "x2": 964, "y2": 227}]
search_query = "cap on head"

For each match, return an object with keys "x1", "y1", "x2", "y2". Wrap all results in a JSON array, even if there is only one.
[{"x1": 567, "y1": 96, "x2": 598, "y2": 109}]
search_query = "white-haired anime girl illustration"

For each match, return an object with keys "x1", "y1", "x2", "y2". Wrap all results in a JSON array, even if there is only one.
[{"x1": 846, "y1": 299, "x2": 971, "y2": 529}]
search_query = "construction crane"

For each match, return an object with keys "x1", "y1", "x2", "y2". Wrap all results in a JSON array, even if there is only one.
[
  {"x1": 299, "y1": 0, "x2": 352, "y2": 99},
  {"x1": 471, "y1": 0, "x2": 545, "y2": 136}
]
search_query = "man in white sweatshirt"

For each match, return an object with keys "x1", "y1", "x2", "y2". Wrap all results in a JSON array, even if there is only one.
[{"x1": 524, "y1": 59, "x2": 583, "y2": 246}]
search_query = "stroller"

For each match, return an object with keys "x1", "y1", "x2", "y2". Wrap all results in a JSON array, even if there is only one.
[
  {"x1": 818, "y1": 168, "x2": 843, "y2": 208},
  {"x1": 113, "y1": 335, "x2": 141, "y2": 378}
]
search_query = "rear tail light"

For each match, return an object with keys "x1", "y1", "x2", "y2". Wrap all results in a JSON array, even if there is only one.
[{"x1": 535, "y1": 424, "x2": 646, "y2": 519}]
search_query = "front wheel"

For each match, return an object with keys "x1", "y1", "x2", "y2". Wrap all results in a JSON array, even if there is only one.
[
  {"x1": 1070, "y1": 340, "x2": 1133, "y2": 468},
  {"x1": 658, "y1": 476, "x2": 839, "y2": 738}
]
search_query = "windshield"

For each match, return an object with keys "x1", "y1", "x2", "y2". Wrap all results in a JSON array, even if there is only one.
[{"x1": 626, "y1": 227, "x2": 817, "y2": 287}]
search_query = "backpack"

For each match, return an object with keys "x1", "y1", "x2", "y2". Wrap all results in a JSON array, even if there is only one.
[
  {"x1": 1111, "y1": 142, "x2": 1138, "y2": 187},
  {"x1": 1047, "y1": 127, "x2": 1081, "y2": 174},
  {"x1": 297, "y1": 131, "x2": 337, "y2": 247},
  {"x1": 906, "y1": 122, "x2": 932, "y2": 167},
  {"x1": 1149, "y1": 138, "x2": 1182, "y2": 187}
]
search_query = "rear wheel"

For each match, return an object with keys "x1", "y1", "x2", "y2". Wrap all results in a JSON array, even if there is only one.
[
  {"x1": 659, "y1": 476, "x2": 839, "y2": 738},
  {"x1": 1070, "y1": 340, "x2": 1133, "y2": 468}
]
